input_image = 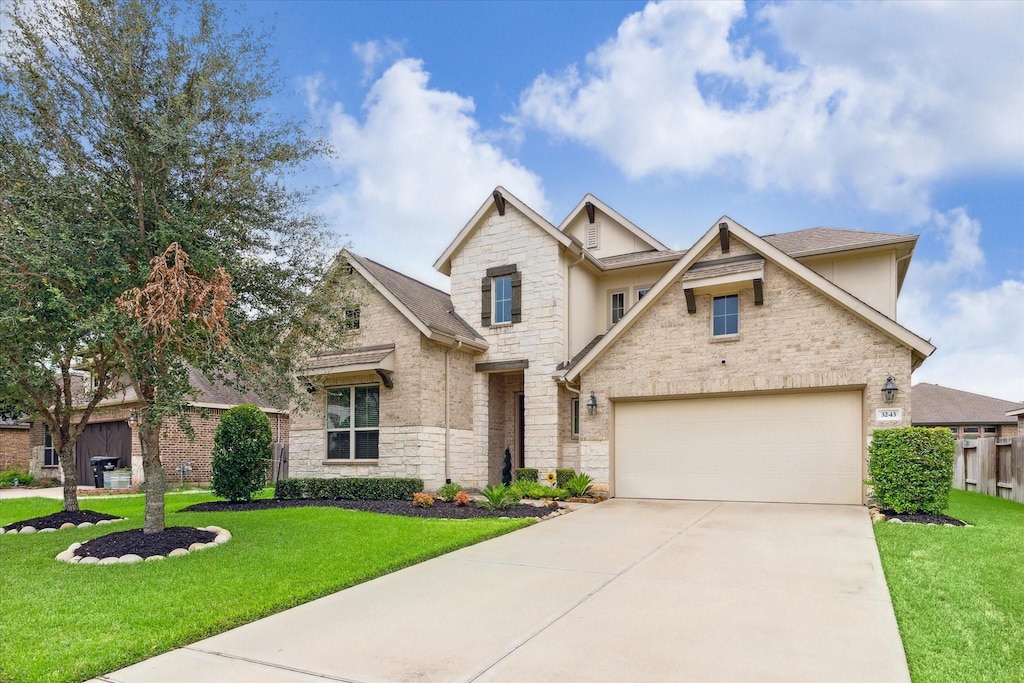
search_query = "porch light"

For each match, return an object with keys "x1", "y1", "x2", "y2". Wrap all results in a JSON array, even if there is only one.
[
  {"x1": 587, "y1": 391, "x2": 598, "y2": 415},
  {"x1": 881, "y1": 376, "x2": 899, "y2": 404}
]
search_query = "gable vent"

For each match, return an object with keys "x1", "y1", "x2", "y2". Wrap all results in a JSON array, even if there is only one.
[{"x1": 586, "y1": 222, "x2": 600, "y2": 249}]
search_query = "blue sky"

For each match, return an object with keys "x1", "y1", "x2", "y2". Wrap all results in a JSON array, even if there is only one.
[{"x1": 231, "y1": 1, "x2": 1022, "y2": 401}]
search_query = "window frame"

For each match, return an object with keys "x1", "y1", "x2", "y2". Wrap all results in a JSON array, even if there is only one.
[
  {"x1": 343, "y1": 308, "x2": 360, "y2": 330},
  {"x1": 609, "y1": 290, "x2": 627, "y2": 325},
  {"x1": 492, "y1": 274, "x2": 513, "y2": 325},
  {"x1": 634, "y1": 285, "x2": 651, "y2": 302},
  {"x1": 712, "y1": 294, "x2": 740, "y2": 338},
  {"x1": 983, "y1": 426, "x2": 998, "y2": 434},
  {"x1": 570, "y1": 398, "x2": 580, "y2": 438},
  {"x1": 325, "y1": 384, "x2": 380, "y2": 461},
  {"x1": 43, "y1": 426, "x2": 58, "y2": 467}
]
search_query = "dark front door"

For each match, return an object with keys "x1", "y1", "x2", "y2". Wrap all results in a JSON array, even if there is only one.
[
  {"x1": 516, "y1": 393, "x2": 525, "y2": 469},
  {"x1": 75, "y1": 421, "x2": 132, "y2": 485}
]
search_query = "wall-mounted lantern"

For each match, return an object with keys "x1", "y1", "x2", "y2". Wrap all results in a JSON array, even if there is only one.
[
  {"x1": 881, "y1": 376, "x2": 899, "y2": 404},
  {"x1": 587, "y1": 391, "x2": 598, "y2": 415}
]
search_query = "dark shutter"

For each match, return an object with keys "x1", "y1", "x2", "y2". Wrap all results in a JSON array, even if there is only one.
[
  {"x1": 481, "y1": 276, "x2": 492, "y2": 327},
  {"x1": 510, "y1": 271, "x2": 522, "y2": 323}
]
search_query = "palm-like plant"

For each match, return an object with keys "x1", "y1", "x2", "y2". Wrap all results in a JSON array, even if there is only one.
[{"x1": 566, "y1": 473, "x2": 593, "y2": 498}]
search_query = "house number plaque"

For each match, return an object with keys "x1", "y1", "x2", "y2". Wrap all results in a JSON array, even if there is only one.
[{"x1": 875, "y1": 408, "x2": 903, "y2": 421}]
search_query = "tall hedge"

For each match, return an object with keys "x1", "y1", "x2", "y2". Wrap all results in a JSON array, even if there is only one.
[
  {"x1": 867, "y1": 427, "x2": 956, "y2": 514},
  {"x1": 211, "y1": 404, "x2": 272, "y2": 502}
]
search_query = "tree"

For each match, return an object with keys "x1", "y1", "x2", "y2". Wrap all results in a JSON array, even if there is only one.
[{"x1": 1, "y1": 0, "x2": 355, "y2": 533}]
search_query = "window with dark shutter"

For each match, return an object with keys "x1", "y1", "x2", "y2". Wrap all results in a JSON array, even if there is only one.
[
  {"x1": 481, "y1": 277, "x2": 492, "y2": 327},
  {"x1": 482, "y1": 264, "x2": 520, "y2": 326},
  {"x1": 510, "y1": 271, "x2": 522, "y2": 323}
]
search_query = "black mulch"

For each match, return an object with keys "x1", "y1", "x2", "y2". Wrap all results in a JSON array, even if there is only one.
[
  {"x1": 75, "y1": 527, "x2": 216, "y2": 559},
  {"x1": 2, "y1": 510, "x2": 123, "y2": 533},
  {"x1": 179, "y1": 498, "x2": 558, "y2": 519},
  {"x1": 881, "y1": 510, "x2": 967, "y2": 526}
]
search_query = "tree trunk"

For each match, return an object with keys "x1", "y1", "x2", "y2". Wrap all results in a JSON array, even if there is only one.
[
  {"x1": 58, "y1": 446, "x2": 79, "y2": 512},
  {"x1": 138, "y1": 423, "x2": 166, "y2": 534}
]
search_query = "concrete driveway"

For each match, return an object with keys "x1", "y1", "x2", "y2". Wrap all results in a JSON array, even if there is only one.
[{"x1": 95, "y1": 500, "x2": 910, "y2": 683}]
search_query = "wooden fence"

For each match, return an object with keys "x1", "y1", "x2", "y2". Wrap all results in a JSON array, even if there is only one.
[{"x1": 953, "y1": 437, "x2": 1024, "y2": 504}]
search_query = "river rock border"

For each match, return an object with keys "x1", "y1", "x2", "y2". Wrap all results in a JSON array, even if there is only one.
[
  {"x1": 55, "y1": 525, "x2": 232, "y2": 565},
  {"x1": 2, "y1": 518, "x2": 127, "y2": 535}
]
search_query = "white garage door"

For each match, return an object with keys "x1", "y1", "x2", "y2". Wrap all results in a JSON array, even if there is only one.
[{"x1": 614, "y1": 391, "x2": 863, "y2": 504}]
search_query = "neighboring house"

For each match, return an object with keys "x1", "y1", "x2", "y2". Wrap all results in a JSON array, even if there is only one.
[
  {"x1": 27, "y1": 368, "x2": 289, "y2": 486},
  {"x1": 911, "y1": 383, "x2": 1020, "y2": 438},
  {"x1": 291, "y1": 187, "x2": 935, "y2": 505},
  {"x1": 1008, "y1": 406, "x2": 1024, "y2": 434},
  {"x1": 0, "y1": 417, "x2": 31, "y2": 472}
]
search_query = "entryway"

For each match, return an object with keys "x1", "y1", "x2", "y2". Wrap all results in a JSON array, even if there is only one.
[
  {"x1": 484, "y1": 371, "x2": 524, "y2": 485},
  {"x1": 75, "y1": 421, "x2": 132, "y2": 485}
]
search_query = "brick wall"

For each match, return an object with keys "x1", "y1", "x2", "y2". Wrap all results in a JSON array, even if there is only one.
[
  {"x1": 0, "y1": 427, "x2": 30, "y2": 471},
  {"x1": 579, "y1": 237, "x2": 914, "y2": 496}
]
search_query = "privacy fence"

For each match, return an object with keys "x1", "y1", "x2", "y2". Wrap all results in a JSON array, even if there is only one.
[{"x1": 953, "y1": 437, "x2": 1024, "y2": 504}]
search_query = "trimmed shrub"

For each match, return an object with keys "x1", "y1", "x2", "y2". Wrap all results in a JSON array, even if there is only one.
[
  {"x1": 412, "y1": 492, "x2": 435, "y2": 508},
  {"x1": 511, "y1": 479, "x2": 567, "y2": 500},
  {"x1": 555, "y1": 468, "x2": 576, "y2": 489},
  {"x1": 437, "y1": 482, "x2": 463, "y2": 502},
  {"x1": 273, "y1": 477, "x2": 424, "y2": 501},
  {"x1": 867, "y1": 427, "x2": 956, "y2": 514},
  {"x1": 0, "y1": 470, "x2": 34, "y2": 487},
  {"x1": 514, "y1": 467, "x2": 538, "y2": 482},
  {"x1": 210, "y1": 404, "x2": 272, "y2": 502},
  {"x1": 453, "y1": 490, "x2": 471, "y2": 506}
]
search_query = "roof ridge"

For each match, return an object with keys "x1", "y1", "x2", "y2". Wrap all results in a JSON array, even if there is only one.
[{"x1": 912, "y1": 382, "x2": 1021, "y2": 405}]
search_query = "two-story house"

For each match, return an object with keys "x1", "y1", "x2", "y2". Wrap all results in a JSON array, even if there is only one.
[{"x1": 289, "y1": 187, "x2": 935, "y2": 504}]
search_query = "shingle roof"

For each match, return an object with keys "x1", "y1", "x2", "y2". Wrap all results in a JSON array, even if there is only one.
[
  {"x1": 347, "y1": 252, "x2": 483, "y2": 342},
  {"x1": 558, "y1": 334, "x2": 605, "y2": 372},
  {"x1": 681, "y1": 255, "x2": 764, "y2": 282},
  {"x1": 597, "y1": 250, "x2": 687, "y2": 270},
  {"x1": 911, "y1": 383, "x2": 1020, "y2": 425},
  {"x1": 762, "y1": 227, "x2": 916, "y2": 257},
  {"x1": 306, "y1": 345, "x2": 395, "y2": 371}
]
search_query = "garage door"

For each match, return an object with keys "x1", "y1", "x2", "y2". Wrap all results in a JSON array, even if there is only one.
[{"x1": 614, "y1": 391, "x2": 863, "y2": 504}]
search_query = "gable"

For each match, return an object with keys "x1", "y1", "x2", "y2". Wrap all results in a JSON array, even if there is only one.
[
  {"x1": 560, "y1": 194, "x2": 668, "y2": 257},
  {"x1": 563, "y1": 217, "x2": 935, "y2": 381}
]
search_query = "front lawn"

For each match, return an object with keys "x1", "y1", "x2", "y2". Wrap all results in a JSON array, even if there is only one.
[
  {"x1": 874, "y1": 489, "x2": 1024, "y2": 682},
  {"x1": 0, "y1": 492, "x2": 532, "y2": 683}
]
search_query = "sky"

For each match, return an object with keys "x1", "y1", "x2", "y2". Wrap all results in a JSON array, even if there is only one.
[{"x1": 234, "y1": 1, "x2": 1019, "y2": 401}]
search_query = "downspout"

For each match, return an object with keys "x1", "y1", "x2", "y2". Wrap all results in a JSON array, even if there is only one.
[
  {"x1": 566, "y1": 250, "x2": 587, "y2": 365},
  {"x1": 444, "y1": 340, "x2": 462, "y2": 485}
]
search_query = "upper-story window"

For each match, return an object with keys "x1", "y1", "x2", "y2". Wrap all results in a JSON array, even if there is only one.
[
  {"x1": 343, "y1": 308, "x2": 360, "y2": 330},
  {"x1": 636, "y1": 287, "x2": 650, "y2": 301},
  {"x1": 712, "y1": 295, "x2": 739, "y2": 337},
  {"x1": 610, "y1": 291, "x2": 626, "y2": 324},
  {"x1": 481, "y1": 264, "x2": 521, "y2": 327}
]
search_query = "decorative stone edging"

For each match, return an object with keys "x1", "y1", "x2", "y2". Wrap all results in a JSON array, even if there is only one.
[
  {"x1": 1, "y1": 518, "x2": 127, "y2": 535},
  {"x1": 55, "y1": 525, "x2": 232, "y2": 564}
]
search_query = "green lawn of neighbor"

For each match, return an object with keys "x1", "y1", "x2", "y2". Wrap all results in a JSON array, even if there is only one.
[
  {"x1": 874, "y1": 489, "x2": 1024, "y2": 682},
  {"x1": 0, "y1": 492, "x2": 532, "y2": 683}
]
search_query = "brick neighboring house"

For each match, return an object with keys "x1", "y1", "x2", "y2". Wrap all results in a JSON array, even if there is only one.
[
  {"x1": 1008, "y1": 406, "x2": 1024, "y2": 434},
  {"x1": 27, "y1": 368, "x2": 288, "y2": 487},
  {"x1": 911, "y1": 382, "x2": 1021, "y2": 438},
  {"x1": 0, "y1": 418, "x2": 31, "y2": 472},
  {"x1": 291, "y1": 187, "x2": 936, "y2": 504}
]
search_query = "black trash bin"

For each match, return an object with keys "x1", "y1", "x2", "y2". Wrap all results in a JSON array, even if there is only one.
[{"x1": 90, "y1": 456, "x2": 121, "y2": 488}]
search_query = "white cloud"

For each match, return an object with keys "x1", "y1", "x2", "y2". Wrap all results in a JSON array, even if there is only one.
[
  {"x1": 518, "y1": 1, "x2": 1024, "y2": 220},
  {"x1": 352, "y1": 39, "x2": 405, "y2": 85},
  {"x1": 900, "y1": 210, "x2": 1024, "y2": 402},
  {"x1": 306, "y1": 58, "x2": 548, "y2": 288}
]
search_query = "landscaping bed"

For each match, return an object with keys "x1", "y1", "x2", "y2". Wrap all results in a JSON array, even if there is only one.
[
  {"x1": 880, "y1": 509, "x2": 966, "y2": 526},
  {"x1": 1, "y1": 509, "x2": 123, "y2": 533},
  {"x1": 180, "y1": 497, "x2": 557, "y2": 519},
  {"x1": 74, "y1": 527, "x2": 215, "y2": 559}
]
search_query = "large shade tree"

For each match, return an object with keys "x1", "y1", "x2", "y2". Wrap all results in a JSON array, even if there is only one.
[{"x1": 1, "y1": 0, "x2": 354, "y2": 532}]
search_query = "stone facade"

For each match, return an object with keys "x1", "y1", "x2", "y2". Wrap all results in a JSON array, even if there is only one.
[
  {"x1": 578, "y1": 238, "x2": 914, "y2": 499},
  {"x1": 0, "y1": 426, "x2": 30, "y2": 472}
]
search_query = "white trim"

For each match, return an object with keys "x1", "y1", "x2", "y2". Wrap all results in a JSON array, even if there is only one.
[
  {"x1": 434, "y1": 186, "x2": 576, "y2": 276},
  {"x1": 711, "y1": 293, "x2": 740, "y2": 339},
  {"x1": 564, "y1": 216, "x2": 936, "y2": 381},
  {"x1": 558, "y1": 194, "x2": 669, "y2": 252},
  {"x1": 609, "y1": 289, "x2": 627, "y2": 327}
]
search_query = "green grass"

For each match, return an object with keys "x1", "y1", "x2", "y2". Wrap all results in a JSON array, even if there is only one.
[
  {"x1": 0, "y1": 492, "x2": 532, "y2": 683},
  {"x1": 874, "y1": 489, "x2": 1024, "y2": 682}
]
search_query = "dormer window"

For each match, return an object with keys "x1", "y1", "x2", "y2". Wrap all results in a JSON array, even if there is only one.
[{"x1": 712, "y1": 295, "x2": 739, "y2": 337}]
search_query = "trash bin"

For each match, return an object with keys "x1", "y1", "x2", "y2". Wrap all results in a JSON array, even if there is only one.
[{"x1": 90, "y1": 456, "x2": 121, "y2": 488}]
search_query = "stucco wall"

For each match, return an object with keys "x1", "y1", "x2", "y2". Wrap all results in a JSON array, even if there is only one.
[
  {"x1": 803, "y1": 249, "x2": 897, "y2": 318},
  {"x1": 578, "y1": 239, "x2": 914, "y2": 494}
]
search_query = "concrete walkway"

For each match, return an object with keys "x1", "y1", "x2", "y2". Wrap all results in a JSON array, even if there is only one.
[
  {"x1": 94, "y1": 500, "x2": 910, "y2": 683},
  {"x1": 0, "y1": 485, "x2": 69, "y2": 499}
]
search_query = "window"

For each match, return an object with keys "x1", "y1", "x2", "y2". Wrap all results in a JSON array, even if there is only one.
[
  {"x1": 610, "y1": 291, "x2": 626, "y2": 324},
  {"x1": 983, "y1": 426, "x2": 998, "y2": 434},
  {"x1": 571, "y1": 398, "x2": 580, "y2": 437},
  {"x1": 43, "y1": 426, "x2": 57, "y2": 467},
  {"x1": 326, "y1": 385, "x2": 379, "y2": 460},
  {"x1": 946, "y1": 426, "x2": 958, "y2": 435},
  {"x1": 493, "y1": 275, "x2": 512, "y2": 324},
  {"x1": 712, "y1": 295, "x2": 739, "y2": 336},
  {"x1": 343, "y1": 308, "x2": 360, "y2": 330},
  {"x1": 963, "y1": 426, "x2": 979, "y2": 436},
  {"x1": 636, "y1": 287, "x2": 650, "y2": 301}
]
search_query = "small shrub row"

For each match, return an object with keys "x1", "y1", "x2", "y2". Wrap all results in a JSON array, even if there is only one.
[
  {"x1": 511, "y1": 479, "x2": 567, "y2": 500},
  {"x1": 867, "y1": 427, "x2": 955, "y2": 514},
  {"x1": 274, "y1": 477, "x2": 424, "y2": 501},
  {"x1": 514, "y1": 467, "x2": 538, "y2": 482},
  {"x1": 555, "y1": 468, "x2": 576, "y2": 489},
  {"x1": 0, "y1": 470, "x2": 34, "y2": 487}
]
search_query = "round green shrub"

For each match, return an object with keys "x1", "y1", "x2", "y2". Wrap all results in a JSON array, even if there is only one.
[
  {"x1": 867, "y1": 427, "x2": 956, "y2": 514},
  {"x1": 211, "y1": 404, "x2": 272, "y2": 502}
]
